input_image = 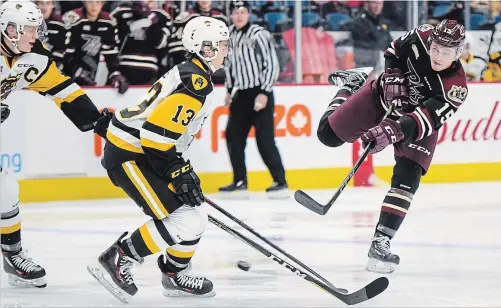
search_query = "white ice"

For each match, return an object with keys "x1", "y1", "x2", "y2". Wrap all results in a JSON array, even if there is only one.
[{"x1": 1, "y1": 182, "x2": 500, "y2": 307}]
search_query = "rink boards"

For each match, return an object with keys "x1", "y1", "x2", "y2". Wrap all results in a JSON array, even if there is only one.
[{"x1": 1, "y1": 83, "x2": 500, "y2": 202}]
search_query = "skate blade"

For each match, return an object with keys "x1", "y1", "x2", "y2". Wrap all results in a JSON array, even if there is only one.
[
  {"x1": 87, "y1": 264, "x2": 132, "y2": 303},
  {"x1": 365, "y1": 258, "x2": 397, "y2": 274},
  {"x1": 7, "y1": 275, "x2": 47, "y2": 288},
  {"x1": 266, "y1": 190, "x2": 290, "y2": 200},
  {"x1": 163, "y1": 289, "x2": 216, "y2": 298},
  {"x1": 217, "y1": 190, "x2": 250, "y2": 200}
]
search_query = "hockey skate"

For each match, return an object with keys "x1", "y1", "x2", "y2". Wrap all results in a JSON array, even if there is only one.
[
  {"x1": 2, "y1": 249, "x2": 46, "y2": 288},
  {"x1": 365, "y1": 232, "x2": 400, "y2": 274},
  {"x1": 328, "y1": 67, "x2": 372, "y2": 91},
  {"x1": 158, "y1": 254, "x2": 215, "y2": 297},
  {"x1": 87, "y1": 232, "x2": 143, "y2": 303}
]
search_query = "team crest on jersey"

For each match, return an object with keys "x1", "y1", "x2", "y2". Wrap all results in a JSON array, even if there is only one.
[
  {"x1": 1, "y1": 73, "x2": 22, "y2": 100},
  {"x1": 192, "y1": 74, "x2": 208, "y2": 90},
  {"x1": 418, "y1": 24, "x2": 434, "y2": 32},
  {"x1": 63, "y1": 11, "x2": 81, "y2": 25},
  {"x1": 447, "y1": 85, "x2": 467, "y2": 103}
]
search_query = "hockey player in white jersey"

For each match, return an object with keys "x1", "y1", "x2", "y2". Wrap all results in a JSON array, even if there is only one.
[
  {"x1": 87, "y1": 16, "x2": 230, "y2": 303},
  {"x1": 0, "y1": 0, "x2": 111, "y2": 288}
]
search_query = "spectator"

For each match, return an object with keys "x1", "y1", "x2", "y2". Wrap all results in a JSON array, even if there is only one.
[
  {"x1": 111, "y1": 0, "x2": 172, "y2": 85},
  {"x1": 36, "y1": 0, "x2": 66, "y2": 69},
  {"x1": 62, "y1": 0, "x2": 128, "y2": 93},
  {"x1": 350, "y1": 0, "x2": 393, "y2": 69},
  {"x1": 167, "y1": 0, "x2": 229, "y2": 68},
  {"x1": 459, "y1": 41, "x2": 488, "y2": 81}
]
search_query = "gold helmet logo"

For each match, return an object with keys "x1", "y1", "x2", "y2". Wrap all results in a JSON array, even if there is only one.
[{"x1": 15, "y1": 4, "x2": 22, "y2": 10}]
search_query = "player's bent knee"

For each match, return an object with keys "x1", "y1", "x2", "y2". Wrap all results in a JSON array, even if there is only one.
[
  {"x1": 0, "y1": 170, "x2": 20, "y2": 210},
  {"x1": 391, "y1": 157, "x2": 423, "y2": 195},
  {"x1": 317, "y1": 114, "x2": 345, "y2": 147},
  {"x1": 163, "y1": 206, "x2": 208, "y2": 242}
]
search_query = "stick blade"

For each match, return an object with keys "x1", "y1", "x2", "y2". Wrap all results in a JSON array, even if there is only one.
[
  {"x1": 294, "y1": 190, "x2": 327, "y2": 215},
  {"x1": 342, "y1": 277, "x2": 389, "y2": 305}
]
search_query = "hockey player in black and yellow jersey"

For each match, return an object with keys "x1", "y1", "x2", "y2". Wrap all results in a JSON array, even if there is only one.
[
  {"x1": 87, "y1": 16, "x2": 230, "y2": 303},
  {"x1": 0, "y1": 0, "x2": 111, "y2": 288}
]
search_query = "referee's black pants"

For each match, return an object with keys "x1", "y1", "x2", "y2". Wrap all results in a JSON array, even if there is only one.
[{"x1": 225, "y1": 87, "x2": 286, "y2": 184}]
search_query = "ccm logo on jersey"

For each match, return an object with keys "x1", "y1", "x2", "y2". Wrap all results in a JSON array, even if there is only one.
[
  {"x1": 447, "y1": 85, "x2": 467, "y2": 104},
  {"x1": 408, "y1": 143, "x2": 431, "y2": 156},
  {"x1": 17, "y1": 63, "x2": 34, "y2": 68}
]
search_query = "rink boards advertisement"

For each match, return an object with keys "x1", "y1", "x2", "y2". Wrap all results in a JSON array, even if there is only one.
[{"x1": 1, "y1": 83, "x2": 501, "y2": 202}]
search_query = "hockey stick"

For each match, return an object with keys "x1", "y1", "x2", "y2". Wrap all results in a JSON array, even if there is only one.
[
  {"x1": 205, "y1": 199, "x2": 389, "y2": 305},
  {"x1": 205, "y1": 198, "x2": 343, "y2": 293},
  {"x1": 294, "y1": 104, "x2": 395, "y2": 215}
]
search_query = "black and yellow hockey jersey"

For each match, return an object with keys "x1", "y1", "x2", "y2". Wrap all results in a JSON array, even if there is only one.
[
  {"x1": 0, "y1": 39, "x2": 101, "y2": 131},
  {"x1": 102, "y1": 58, "x2": 214, "y2": 176}
]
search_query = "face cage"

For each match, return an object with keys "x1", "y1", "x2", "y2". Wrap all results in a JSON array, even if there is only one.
[{"x1": 197, "y1": 39, "x2": 232, "y2": 62}]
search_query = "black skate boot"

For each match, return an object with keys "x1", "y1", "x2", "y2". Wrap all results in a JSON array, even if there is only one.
[
  {"x1": 219, "y1": 180, "x2": 247, "y2": 192},
  {"x1": 158, "y1": 254, "x2": 215, "y2": 297},
  {"x1": 328, "y1": 67, "x2": 372, "y2": 92},
  {"x1": 87, "y1": 232, "x2": 143, "y2": 303},
  {"x1": 2, "y1": 249, "x2": 46, "y2": 288},
  {"x1": 365, "y1": 232, "x2": 400, "y2": 274},
  {"x1": 265, "y1": 182, "x2": 289, "y2": 199}
]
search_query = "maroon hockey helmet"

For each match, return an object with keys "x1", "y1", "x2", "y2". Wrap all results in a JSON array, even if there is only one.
[{"x1": 428, "y1": 19, "x2": 466, "y2": 59}]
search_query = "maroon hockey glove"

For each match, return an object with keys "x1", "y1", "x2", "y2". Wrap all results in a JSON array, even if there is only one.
[
  {"x1": 361, "y1": 119, "x2": 404, "y2": 154},
  {"x1": 382, "y1": 68, "x2": 409, "y2": 109},
  {"x1": 107, "y1": 72, "x2": 129, "y2": 94}
]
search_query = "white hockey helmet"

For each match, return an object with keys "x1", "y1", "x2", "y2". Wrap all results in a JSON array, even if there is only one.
[
  {"x1": 0, "y1": 0, "x2": 45, "y2": 51},
  {"x1": 182, "y1": 16, "x2": 230, "y2": 71}
]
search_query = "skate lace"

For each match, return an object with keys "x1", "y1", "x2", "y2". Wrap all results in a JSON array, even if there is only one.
[
  {"x1": 374, "y1": 235, "x2": 391, "y2": 255},
  {"x1": 177, "y1": 272, "x2": 205, "y2": 290},
  {"x1": 119, "y1": 256, "x2": 135, "y2": 285},
  {"x1": 11, "y1": 251, "x2": 40, "y2": 273}
]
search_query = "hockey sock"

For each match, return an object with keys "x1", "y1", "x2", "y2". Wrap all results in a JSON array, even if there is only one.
[
  {"x1": 119, "y1": 219, "x2": 177, "y2": 259},
  {"x1": 375, "y1": 188, "x2": 413, "y2": 239},
  {"x1": 163, "y1": 238, "x2": 201, "y2": 272},
  {"x1": 1, "y1": 206, "x2": 22, "y2": 252}
]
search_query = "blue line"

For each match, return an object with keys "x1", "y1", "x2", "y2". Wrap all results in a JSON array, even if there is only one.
[{"x1": 24, "y1": 227, "x2": 501, "y2": 251}]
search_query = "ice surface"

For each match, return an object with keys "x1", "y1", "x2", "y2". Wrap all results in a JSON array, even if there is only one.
[{"x1": 1, "y1": 182, "x2": 500, "y2": 307}]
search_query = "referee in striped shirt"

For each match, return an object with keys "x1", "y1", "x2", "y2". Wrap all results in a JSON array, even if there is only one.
[{"x1": 219, "y1": 0, "x2": 287, "y2": 194}]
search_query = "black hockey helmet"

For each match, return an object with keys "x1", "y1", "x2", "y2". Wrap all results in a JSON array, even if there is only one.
[{"x1": 428, "y1": 19, "x2": 466, "y2": 59}]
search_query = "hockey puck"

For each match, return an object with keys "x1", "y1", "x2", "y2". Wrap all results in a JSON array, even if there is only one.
[{"x1": 237, "y1": 260, "x2": 251, "y2": 271}]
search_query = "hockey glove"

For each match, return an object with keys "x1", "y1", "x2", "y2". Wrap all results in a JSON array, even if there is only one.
[
  {"x1": 94, "y1": 108, "x2": 113, "y2": 139},
  {"x1": 361, "y1": 119, "x2": 404, "y2": 154},
  {"x1": 107, "y1": 72, "x2": 129, "y2": 94},
  {"x1": 0, "y1": 103, "x2": 10, "y2": 124},
  {"x1": 167, "y1": 160, "x2": 204, "y2": 207},
  {"x1": 382, "y1": 68, "x2": 409, "y2": 110}
]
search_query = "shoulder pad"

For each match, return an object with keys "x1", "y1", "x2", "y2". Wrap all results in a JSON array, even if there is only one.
[
  {"x1": 441, "y1": 66, "x2": 468, "y2": 108},
  {"x1": 31, "y1": 40, "x2": 53, "y2": 59},
  {"x1": 177, "y1": 62, "x2": 212, "y2": 97},
  {"x1": 62, "y1": 10, "x2": 82, "y2": 25}
]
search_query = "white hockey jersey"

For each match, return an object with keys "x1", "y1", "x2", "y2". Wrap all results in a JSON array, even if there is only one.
[
  {"x1": 1, "y1": 40, "x2": 101, "y2": 131},
  {"x1": 460, "y1": 53, "x2": 487, "y2": 81},
  {"x1": 103, "y1": 57, "x2": 214, "y2": 172}
]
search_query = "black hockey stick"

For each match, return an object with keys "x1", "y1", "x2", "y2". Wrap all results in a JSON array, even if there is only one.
[
  {"x1": 205, "y1": 198, "x2": 389, "y2": 305},
  {"x1": 294, "y1": 104, "x2": 395, "y2": 215},
  {"x1": 205, "y1": 198, "x2": 343, "y2": 292}
]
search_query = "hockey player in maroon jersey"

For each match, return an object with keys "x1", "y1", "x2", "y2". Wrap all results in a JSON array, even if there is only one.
[
  {"x1": 167, "y1": 0, "x2": 229, "y2": 67},
  {"x1": 35, "y1": 0, "x2": 66, "y2": 69},
  {"x1": 317, "y1": 20, "x2": 468, "y2": 274},
  {"x1": 62, "y1": 0, "x2": 128, "y2": 93},
  {"x1": 111, "y1": 1, "x2": 172, "y2": 85}
]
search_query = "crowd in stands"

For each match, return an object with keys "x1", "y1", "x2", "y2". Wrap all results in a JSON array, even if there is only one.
[{"x1": 17, "y1": 1, "x2": 501, "y2": 86}]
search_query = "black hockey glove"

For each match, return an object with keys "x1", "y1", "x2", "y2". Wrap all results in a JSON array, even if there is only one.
[
  {"x1": 94, "y1": 108, "x2": 113, "y2": 139},
  {"x1": 107, "y1": 72, "x2": 129, "y2": 95},
  {"x1": 1, "y1": 103, "x2": 10, "y2": 124},
  {"x1": 166, "y1": 160, "x2": 204, "y2": 207}
]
